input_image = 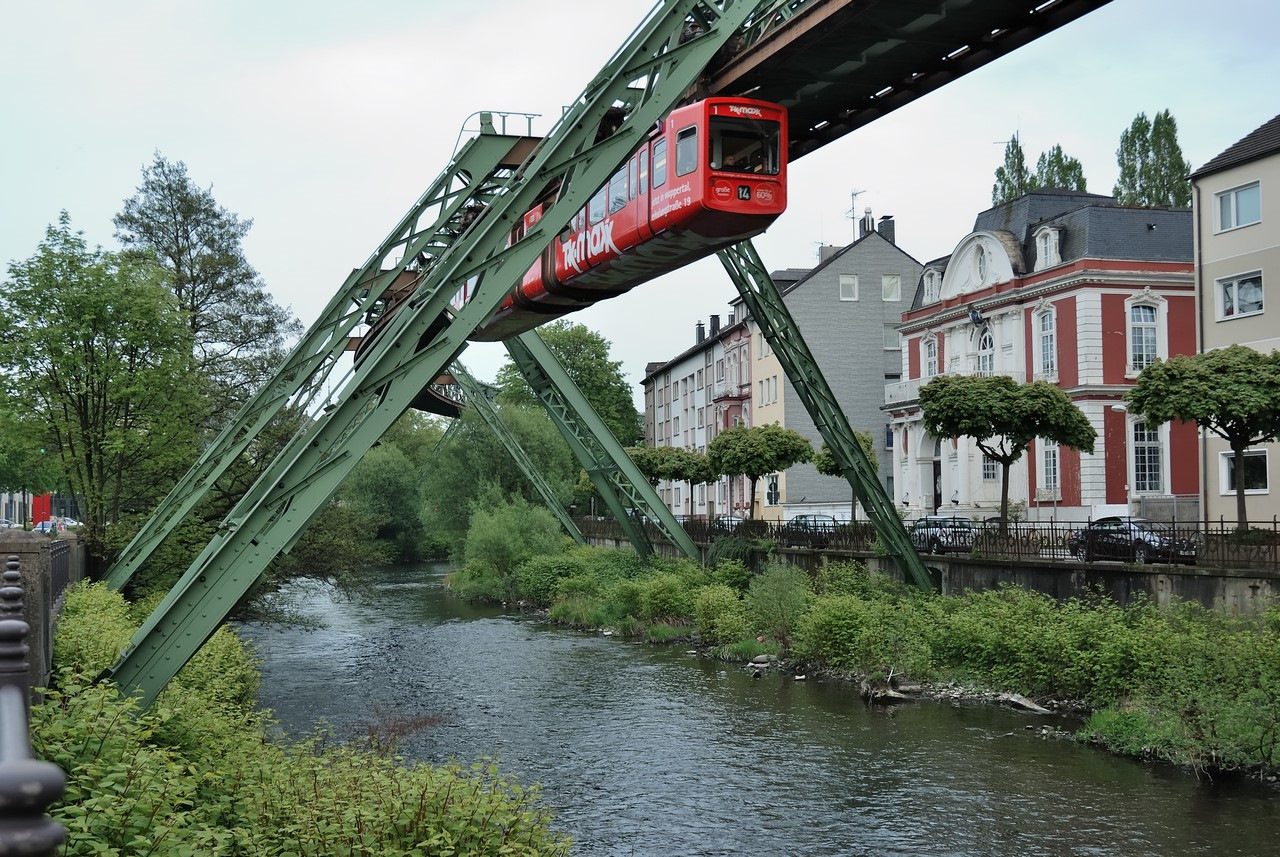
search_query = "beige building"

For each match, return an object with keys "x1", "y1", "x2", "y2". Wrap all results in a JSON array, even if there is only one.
[{"x1": 1192, "y1": 114, "x2": 1280, "y2": 522}]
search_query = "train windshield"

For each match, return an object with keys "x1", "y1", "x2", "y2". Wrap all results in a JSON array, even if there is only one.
[{"x1": 709, "y1": 116, "x2": 781, "y2": 175}]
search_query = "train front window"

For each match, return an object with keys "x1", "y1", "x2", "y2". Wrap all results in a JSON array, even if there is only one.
[
  {"x1": 675, "y1": 126, "x2": 698, "y2": 177},
  {"x1": 709, "y1": 116, "x2": 781, "y2": 175}
]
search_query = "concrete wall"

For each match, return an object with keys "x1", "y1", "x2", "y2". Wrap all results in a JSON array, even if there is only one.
[{"x1": 1, "y1": 533, "x2": 87, "y2": 689}]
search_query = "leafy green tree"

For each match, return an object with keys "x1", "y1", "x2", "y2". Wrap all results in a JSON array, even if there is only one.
[
  {"x1": 1128, "y1": 345, "x2": 1280, "y2": 528},
  {"x1": 708, "y1": 423, "x2": 813, "y2": 519},
  {"x1": 918, "y1": 375, "x2": 1096, "y2": 527},
  {"x1": 1114, "y1": 110, "x2": 1192, "y2": 207},
  {"x1": 339, "y1": 444, "x2": 426, "y2": 560},
  {"x1": 813, "y1": 430, "x2": 877, "y2": 520},
  {"x1": 0, "y1": 214, "x2": 200, "y2": 564},
  {"x1": 1034, "y1": 144, "x2": 1087, "y2": 192},
  {"x1": 114, "y1": 153, "x2": 301, "y2": 400},
  {"x1": 495, "y1": 321, "x2": 640, "y2": 444},
  {"x1": 0, "y1": 406, "x2": 59, "y2": 497},
  {"x1": 992, "y1": 135, "x2": 1032, "y2": 206}
]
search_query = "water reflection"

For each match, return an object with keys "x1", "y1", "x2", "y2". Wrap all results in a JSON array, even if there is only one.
[{"x1": 241, "y1": 564, "x2": 1278, "y2": 856}]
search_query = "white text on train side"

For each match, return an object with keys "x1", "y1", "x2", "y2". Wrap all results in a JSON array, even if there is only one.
[
  {"x1": 728, "y1": 105, "x2": 763, "y2": 117},
  {"x1": 561, "y1": 220, "x2": 620, "y2": 274}
]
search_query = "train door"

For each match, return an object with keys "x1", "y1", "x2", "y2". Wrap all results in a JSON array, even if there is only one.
[{"x1": 633, "y1": 144, "x2": 653, "y2": 242}]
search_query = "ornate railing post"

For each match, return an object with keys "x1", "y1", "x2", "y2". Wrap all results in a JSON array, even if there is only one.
[{"x1": 0, "y1": 555, "x2": 66, "y2": 855}]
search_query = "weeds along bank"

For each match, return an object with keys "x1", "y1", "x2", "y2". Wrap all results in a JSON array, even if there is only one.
[
  {"x1": 36, "y1": 584, "x2": 571, "y2": 857},
  {"x1": 450, "y1": 502, "x2": 1280, "y2": 782}
]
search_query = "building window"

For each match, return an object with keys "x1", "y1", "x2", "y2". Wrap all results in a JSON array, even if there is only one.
[
  {"x1": 1129, "y1": 304, "x2": 1158, "y2": 372},
  {"x1": 1034, "y1": 226, "x2": 1061, "y2": 271},
  {"x1": 923, "y1": 269, "x2": 941, "y2": 304},
  {"x1": 924, "y1": 338, "x2": 938, "y2": 377},
  {"x1": 765, "y1": 474, "x2": 780, "y2": 506},
  {"x1": 839, "y1": 274, "x2": 858, "y2": 301},
  {"x1": 884, "y1": 424, "x2": 894, "y2": 449},
  {"x1": 982, "y1": 455, "x2": 999, "y2": 481},
  {"x1": 1133, "y1": 422, "x2": 1163, "y2": 493},
  {"x1": 1040, "y1": 440, "x2": 1060, "y2": 498},
  {"x1": 1221, "y1": 450, "x2": 1269, "y2": 494},
  {"x1": 975, "y1": 244, "x2": 988, "y2": 283},
  {"x1": 1218, "y1": 272, "x2": 1264, "y2": 319},
  {"x1": 1036, "y1": 309, "x2": 1056, "y2": 378},
  {"x1": 1217, "y1": 181, "x2": 1261, "y2": 231},
  {"x1": 883, "y1": 324, "x2": 900, "y2": 349},
  {"x1": 882, "y1": 274, "x2": 901, "y2": 301},
  {"x1": 976, "y1": 328, "x2": 994, "y2": 375}
]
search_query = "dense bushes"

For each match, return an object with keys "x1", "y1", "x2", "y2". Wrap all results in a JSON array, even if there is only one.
[{"x1": 35, "y1": 583, "x2": 571, "y2": 856}]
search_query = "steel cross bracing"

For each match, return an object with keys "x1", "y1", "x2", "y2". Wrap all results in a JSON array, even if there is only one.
[
  {"x1": 104, "y1": 0, "x2": 767, "y2": 708},
  {"x1": 506, "y1": 332, "x2": 699, "y2": 560},
  {"x1": 447, "y1": 363, "x2": 586, "y2": 545},
  {"x1": 103, "y1": 117, "x2": 532, "y2": 591},
  {"x1": 717, "y1": 241, "x2": 934, "y2": 590}
]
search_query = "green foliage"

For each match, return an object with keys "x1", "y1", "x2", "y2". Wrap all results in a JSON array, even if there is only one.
[
  {"x1": 745, "y1": 562, "x2": 812, "y2": 651},
  {"x1": 515, "y1": 553, "x2": 591, "y2": 606},
  {"x1": 992, "y1": 135, "x2": 1087, "y2": 205},
  {"x1": 793, "y1": 594, "x2": 934, "y2": 678},
  {"x1": 709, "y1": 559, "x2": 753, "y2": 592},
  {"x1": 36, "y1": 583, "x2": 571, "y2": 856},
  {"x1": 456, "y1": 497, "x2": 568, "y2": 601},
  {"x1": 706, "y1": 534, "x2": 754, "y2": 567},
  {"x1": 693, "y1": 583, "x2": 750, "y2": 645},
  {"x1": 1128, "y1": 344, "x2": 1280, "y2": 526},
  {"x1": 1033, "y1": 144, "x2": 1087, "y2": 192},
  {"x1": 495, "y1": 321, "x2": 640, "y2": 444},
  {"x1": 992, "y1": 135, "x2": 1031, "y2": 205},
  {"x1": 637, "y1": 573, "x2": 694, "y2": 622},
  {"x1": 1113, "y1": 109, "x2": 1192, "y2": 207}
]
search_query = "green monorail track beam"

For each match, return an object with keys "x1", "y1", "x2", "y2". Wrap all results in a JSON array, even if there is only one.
[
  {"x1": 104, "y1": 116, "x2": 530, "y2": 591},
  {"x1": 717, "y1": 240, "x2": 934, "y2": 590},
  {"x1": 506, "y1": 331, "x2": 699, "y2": 560},
  {"x1": 448, "y1": 363, "x2": 585, "y2": 545},
  {"x1": 105, "y1": 0, "x2": 768, "y2": 709}
]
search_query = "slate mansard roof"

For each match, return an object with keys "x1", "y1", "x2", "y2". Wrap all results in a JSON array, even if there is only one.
[{"x1": 1192, "y1": 114, "x2": 1280, "y2": 180}]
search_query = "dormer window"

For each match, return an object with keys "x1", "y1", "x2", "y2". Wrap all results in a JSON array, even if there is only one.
[
  {"x1": 922, "y1": 269, "x2": 941, "y2": 304},
  {"x1": 1033, "y1": 226, "x2": 1062, "y2": 271}
]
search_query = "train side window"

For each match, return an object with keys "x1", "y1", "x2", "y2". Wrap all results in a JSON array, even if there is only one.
[
  {"x1": 652, "y1": 138, "x2": 667, "y2": 188},
  {"x1": 638, "y1": 146, "x2": 648, "y2": 194},
  {"x1": 608, "y1": 166, "x2": 628, "y2": 215},
  {"x1": 675, "y1": 126, "x2": 697, "y2": 176},
  {"x1": 588, "y1": 187, "x2": 607, "y2": 225},
  {"x1": 629, "y1": 156, "x2": 639, "y2": 200}
]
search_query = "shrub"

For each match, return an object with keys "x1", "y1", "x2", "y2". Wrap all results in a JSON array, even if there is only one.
[
  {"x1": 793, "y1": 594, "x2": 933, "y2": 679},
  {"x1": 709, "y1": 559, "x2": 752, "y2": 592},
  {"x1": 516, "y1": 553, "x2": 590, "y2": 606},
  {"x1": 746, "y1": 562, "x2": 812, "y2": 650},
  {"x1": 638, "y1": 572, "x2": 693, "y2": 622},
  {"x1": 693, "y1": 584, "x2": 747, "y2": 645}
]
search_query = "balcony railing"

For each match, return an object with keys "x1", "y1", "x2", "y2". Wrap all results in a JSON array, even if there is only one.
[
  {"x1": 885, "y1": 369, "x2": 1025, "y2": 406},
  {"x1": 711, "y1": 380, "x2": 749, "y2": 401}
]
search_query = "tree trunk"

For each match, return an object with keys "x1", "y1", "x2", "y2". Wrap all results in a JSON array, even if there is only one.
[{"x1": 1233, "y1": 438, "x2": 1251, "y2": 530}]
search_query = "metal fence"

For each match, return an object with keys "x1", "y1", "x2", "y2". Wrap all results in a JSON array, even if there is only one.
[
  {"x1": 0, "y1": 554, "x2": 66, "y2": 855},
  {"x1": 576, "y1": 515, "x2": 1280, "y2": 572}
]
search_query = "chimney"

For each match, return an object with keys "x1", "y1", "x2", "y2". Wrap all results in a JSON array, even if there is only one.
[
  {"x1": 709, "y1": 314, "x2": 721, "y2": 336},
  {"x1": 878, "y1": 215, "x2": 895, "y2": 245},
  {"x1": 695, "y1": 321, "x2": 705, "y2": 344},
  {"x1": 818, "y1": 244, "x2": 840, "y2": 263},
  {"x1": 859, "y1": 207, "x2": 875, "y2": 238}
]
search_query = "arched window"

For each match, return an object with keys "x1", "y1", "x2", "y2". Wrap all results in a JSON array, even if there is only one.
[
  {"x1": 1129, "y1": 304, "x2": 1158, "y2": 372},
  {"x1": 976, "y1": 328, "x2": 994, "y2": 375},
  {"x1": 1035, "y1": 307, "x2": 1056, "y2": 379},
  {"x1": 924, "y1": 337, "x2": 938, "y2": 377}
]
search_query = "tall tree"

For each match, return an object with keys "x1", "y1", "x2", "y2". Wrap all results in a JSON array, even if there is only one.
[
  {"x1": 113, "y1": 153, "x2": 301, "y2": 400},
  {"x1": 1128, "y1": 345, "x2": 1280, "y2": 529},
  {"x1": 1034, "y1": 144, "x2": 1087, "y2": 192},
  {"x1": 707, "y1": 423, "x2": 813, "y2": 520},
  {"x1": 0, "y1": 214, "x2": 200, "y2": 564},
  {"x1": 992, "y1": 135, "x2": 1032, "y2": 206},
  {"x1": 495, "y1": 320, "x2": 641, "y2": 444},
  {"x1": 1114, "y1": 110, "x2": 1192, "y2": 207},
  {"x1": 918, "y1": 375, "x2": 1095, "y2": 528}
]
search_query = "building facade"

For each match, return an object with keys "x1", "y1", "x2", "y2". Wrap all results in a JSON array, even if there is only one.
[
  {"x1": 1191, "y1": 114, "x2": 1280, "y2": 522},
  {"x1": 885, "y1": 190, "x2": 1199, "y2": 522}
]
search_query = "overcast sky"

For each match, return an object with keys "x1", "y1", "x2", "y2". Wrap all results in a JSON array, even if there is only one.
[{"x1": 3, "y1": 1, "x2": 1277, "y2": 405}]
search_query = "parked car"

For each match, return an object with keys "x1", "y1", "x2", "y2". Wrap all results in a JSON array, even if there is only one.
[
  {"x1": 1068, "y1": 516, "x2": 1197, "y2": 565},
  {"x1": 31, "y1": 521, "x2": 59, "y2": 535},
  {"x1": 0, "y1": 518, "x2": 18, "y2": 529},
  {"x1": 778, "y1": 514, "x2": 838, "y2": 548},
  {"x1": 908, "y1": 515, "x2": 977, "y2": 554}
]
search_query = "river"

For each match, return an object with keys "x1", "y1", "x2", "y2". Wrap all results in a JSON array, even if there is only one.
[{"x1": 241, "y1": 563, "x2": 1280, "y2": 856}]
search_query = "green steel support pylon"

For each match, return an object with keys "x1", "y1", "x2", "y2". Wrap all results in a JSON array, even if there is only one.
[
  {"x1": 447, "y1": 363, "x2": 585, "y2": 545},
  {"x1": 105, "y1": 0, "x2": 765, "y2": 709},
  {"x1": 717, "y1": 241, "x2": 934, "y2": 590},
  {"x1": 104, "y1": 116, "x2": 531, "y2": 591},
  {"x1": 506, "y1": 331, "x2": 699, "y2": 561}
]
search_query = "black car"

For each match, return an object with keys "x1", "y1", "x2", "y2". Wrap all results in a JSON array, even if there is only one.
[
  {"x1": 778, "y1": 514, "x2": 838, "y2": 548},
  {"x1": 908, "y1": 515, "x2": 977, "y2": 555},
  {"x1": 1068, "y1": 516, "x2": 1197, "y2": 565}
]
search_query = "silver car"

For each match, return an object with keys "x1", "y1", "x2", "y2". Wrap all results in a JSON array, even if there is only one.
[{"x1": 909, "y1": 515, "x2": 977, "y2": 555}]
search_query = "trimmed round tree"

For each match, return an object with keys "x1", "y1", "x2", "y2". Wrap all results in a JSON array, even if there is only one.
[
  {"x1": 708, "y1": 424, "x2": 813, "y2": 520},
  {"x1": 1128, "y1": 344, "x2": 1280, "y2": 530},
  {"x1": 918, "y1": 375, "x2": 1096, "y2": 527}
]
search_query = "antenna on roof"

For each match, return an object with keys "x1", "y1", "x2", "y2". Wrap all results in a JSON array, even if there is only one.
[{"x1": 845, "y1": 188, "x2": 867, "y2": 241}]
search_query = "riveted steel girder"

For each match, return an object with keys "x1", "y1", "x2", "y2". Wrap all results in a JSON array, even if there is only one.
[
  {"x1": 105, "y1": 0, "x2": 767, "y2": 708},
  {"x1": 103, "y1": 121, "x2": 532, "y2": 591},
  {"x1": 447, "y1": 363, "x2": 586, "y2": 545},
  {"x1": 505, "y1": 331, "x2": 700, "y2": 560},
  {"x1": 717, "y1": 241, "x2": 934, "y2": 590}
]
